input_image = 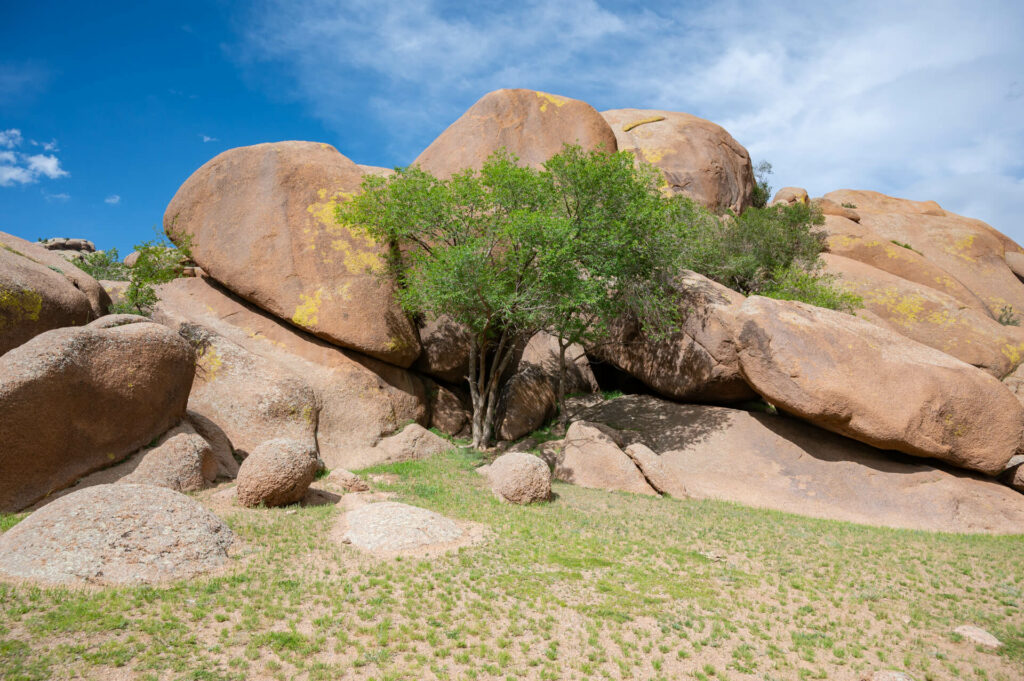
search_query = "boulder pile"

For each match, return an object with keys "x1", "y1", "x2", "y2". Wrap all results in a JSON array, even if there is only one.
[{"x1": 3, "y1": 85, "x2": 1024, "y2": 545}]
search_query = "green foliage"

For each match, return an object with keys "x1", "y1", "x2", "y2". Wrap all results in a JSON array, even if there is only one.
[
  {"x1": 751, "y1": 160, "x2": 773, "y2": 208},
  {"x1": 78, "y1": 247, "x2": 129, "y2": 281},
  {"x1": 841, "y1": 202, "x2": 857, "y2": 209},
  {"x1": 890, "y1": 239, "x2": 921, "y2": 255},
  {"x1": 111, "y1": 231, "x2": 194, "y2": 316},
  {"x1": 764, "y1": 266, "x2": 863, "y2": 313},
  {"x1": 339, "y1": 145, "x2": 684, "y2": 446},
  {"x1": 998, "y1": 305, "x2": 1021, "y2": 326}
]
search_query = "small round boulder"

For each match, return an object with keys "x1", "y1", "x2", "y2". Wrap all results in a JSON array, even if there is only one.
[
  {"x1": 488, "y1": 451, "x2": 551, "y2": 504},
  {"x1": 235, "y1": 438, "x2": 319, "y2": 507}
]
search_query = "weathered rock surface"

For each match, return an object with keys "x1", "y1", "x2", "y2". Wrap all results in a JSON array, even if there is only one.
[
  {"x1": 427, "y1": 380, "x2": 470, "y2": 436},
  {"x1": 825, "y1": 190, "x2": 1024, "y2": 317},
  {"x1": 486, "y1": 452, "x2": 551, "y2": 504},
  {"x1": 415, "y1": 89, "x2": 617, "y2": 177},
  {"x1": 164, "y1": 140, "x2": 419, "y2": 366},
  {"x1": 346, "y1": 423, "x2": 452, "y2": 470},
  {"x1": 734, "y1": 296, "x2": 1024, "y2": 475},
  {"x1": 823, "y1": 253, "x2": 1024, "y2": 376},
  {"x1": 0, "y1": 321, "x2": 194, "y2": 512},
  {"x1": 0, "y1": 484, "x2": 233, "y2": 585},
  {"x1": 591, "y1": 270, "x2": 755, "y2": 403},
  {"x1": 497, "y1": 332, "x2": 599, "y2": 441},
  {"x1": 822, "y1": 215, "x2": 989, "y2": 311},
  {"x1": 338, "y1": 502, "x2": 468, "y2": 554},
  {"x1": 602, "y1": 109, "x2": 754, "y2": 213},
  {"x1": 120, "y1": 421, "x2": 217, "y2": 492},
  {"x1": 0, "y1": 230, "x2": 110, "y2": 317},
  {"x1": 813, "y1": 197, "x2": 860, "y2": 222},
  {"x1": 99, "y1": 279, "x2": 128, "y2": 306},
  {"x1": 235, "y1": 438, "x2": 319, "y2": 508},
  {"x1": 163, "y1": 317, "x2": 319, "y2": 458},
  {"x1": 0, "y1": 242, "x2": 94, "y2": 355},
  {"x1": 186, "y1": 411, "x2": 238, "y2": 479},
  {"x1": 326, "y1": 468, "x2": 370, "y2": 492},
  {"x1": 155, "y1": 277, "x2": 429, "y2": 470},
  {"x1": 413, "y1": 315, "x2": 471, "y2": 383},
  {"x1": 553, "y1": 421, "x2": 658, "y2": 496},
  {"x1": 576, "y1": 395, "x2": 1024, "y2": 533}
]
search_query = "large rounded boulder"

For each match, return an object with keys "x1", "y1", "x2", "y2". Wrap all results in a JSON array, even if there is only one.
[
  {"x1": 164, "y1": 141, "x2": 420, "y2": 366},
  {"x1": 413, "y1": 89, "x2": 618, "y2": 177},
  {"x1": 602, "y1": 109, "x2": 754, "y2": 213},
  {"x1": 0, "y1": 230, "x2": 111, "y2": 318},
  {"x1": 0, "y1": 242, "x2": 94, "y2": 355},
  {"x1": 235, "y1": 438, "x2": 319, "y2": 508},
  {"x1": 0, "y1": 484, "x2": 233, "y2": 585},
  {"x1": 0, "y1": 321, "x2": 195, "y2": 511},
  {"x1": 486, "y1": 452, "x2": 551, "y2": 504},
  {"x1": 735, "y1": 296, "x2": 1024, "y2": 475}
]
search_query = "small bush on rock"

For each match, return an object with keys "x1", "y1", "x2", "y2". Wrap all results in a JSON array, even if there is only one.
[
  {"x1": 111, "y1": 232, "x2": 194, "y2": 315},
  {"x1": 78, "y1": 248, "x2": 129, "y2": 281}
]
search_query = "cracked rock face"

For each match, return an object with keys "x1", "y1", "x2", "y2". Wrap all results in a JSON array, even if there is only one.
[{"x1": 0, "y1": 484, "x2": 234, "y2": 586}]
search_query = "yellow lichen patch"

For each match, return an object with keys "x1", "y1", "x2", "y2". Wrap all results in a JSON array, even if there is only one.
[
  {"x1": 330, "y1": 239, "x2": 383, "y2": 273},
  {"x1": 641, "y1": 147, "x2": 673, "y2": 163},
  {"x1": 925, "y1": 310, "x2": 957, "y2": 328},
  {"x1": 947, "y1": 234, "x2": 977, "y2": 262},
  {"x1": 535, "y1": 91, "x2": 568, "y2": 112},
  {"x1": 622, "y1": 116, "x2": 666, "y2": 132},
  {"x1": 864, "y1": 288, "x2": 924, "y2": 327},
  {"x1": 307, "y1": 189, "x2": 355, "y2": 230},
  {"x1": 0, "y1": 287, "x2": 43, "y2": 329},
  {"x1": 1002, "y1": 343, "x2": 1024, "y2": 366},
  {"x1": 197, "y1": 346, "x2": 224, "y2": 381},
  {"x1": 292, "y1": 289, "x2": 324, "y2": 329},
  {"x1": 828, "y1": 234, "x2": 858, "y2": 250}
]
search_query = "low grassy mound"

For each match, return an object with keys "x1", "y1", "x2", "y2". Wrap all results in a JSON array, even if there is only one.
[{"x1": 1, "y1": 450, "x2": 1022, "y2": 680}]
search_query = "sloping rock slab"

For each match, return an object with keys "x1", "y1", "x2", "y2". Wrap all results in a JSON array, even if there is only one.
[
  {"x1": 0, "y1": 484, "x2": 234, "y2": 585},
  {"x1": 335, "y1": 502, "x2": 486, "y2": 556},
  {"x1": 577, "y1": 395, "x2": 1024, "y2": 534}
]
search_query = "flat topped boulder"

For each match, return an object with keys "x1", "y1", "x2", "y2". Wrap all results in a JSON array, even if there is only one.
[
  {"x1": 414, "y1": 89, "x2": 617, "y2": 177},
  {"x1": 0, "y1": 484, "x2": 234, "y2": 586},
  {"x1": 337, "y1": 502, "x2": 482, "y2": 556},
  {"x1": 164, "y1": 140, "x2": 419, "y2": 366},
  {"x1": 602, "y1": 109, "x2": 754, "y2": 213}
]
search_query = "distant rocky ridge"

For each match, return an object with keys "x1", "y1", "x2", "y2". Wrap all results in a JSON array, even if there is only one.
[{"x1": 3, "y1": 86, "x2": 1024, "y2": 541}]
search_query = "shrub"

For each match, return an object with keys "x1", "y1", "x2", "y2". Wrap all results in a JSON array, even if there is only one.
[
  {"x1": 78, "y1": 248, "x2": 129, "y2": 281},
  {"x1": 764, "y1": 266, "x2": 862, "y2": 313},
  {"x1": 109, "y1": 233, "x2": 193, "y2": 315},
  {"x1": 750, "y1": 160, "x2": 773, "y2": 208},
  {"x1": 998, "y1": 305, "x2": 1020, "y2": 326}
]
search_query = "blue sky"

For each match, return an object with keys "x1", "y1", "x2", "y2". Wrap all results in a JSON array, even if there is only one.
[{"x1": 3, "y1": 0, "x2": 1024, "y2": 254}]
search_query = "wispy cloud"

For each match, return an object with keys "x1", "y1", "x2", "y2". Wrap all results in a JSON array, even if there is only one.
[
  {"x1": 0, "y1": 129, "x2": 69, "y2": 186},
  {"x1": 0, "y1": 61, "x2": 51, "y2": 105},
  {"x1": 43, "y1": 191, "x2": 70, "y2": 202},
  {"x1": 104, "y1": 194, "x2": 121, "y2": 205},
  {"x1": 236, "y1": 0, "x2": 1024, "y2": 241},
  {"x1": 0, "y1": 129, "x2": 23, "y2": 148},
  {"x1": 200, "y1": 134, "x2": 218, "y2": 143}
]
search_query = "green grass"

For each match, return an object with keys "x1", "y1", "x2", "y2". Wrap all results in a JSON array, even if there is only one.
[{"x1": 1, "y1": 450, "x2": 1023, "y2": 680}]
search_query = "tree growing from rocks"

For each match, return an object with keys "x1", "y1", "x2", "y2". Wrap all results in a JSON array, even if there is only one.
[{"x1": 338, "y1": 146, "x2": 684, "y2": 448}]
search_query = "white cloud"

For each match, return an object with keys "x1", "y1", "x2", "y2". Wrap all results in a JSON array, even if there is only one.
[
  {"x1": 0, "y1": 131, "x2": 69, "y2": 186},
  {"x1": 0, "y1": 129, "x2": 23, "y2": 148},
  {"x1": 43, "y1": 191, "x2": 70, "y2": 202},
  {"x1": 30, "y1": 138, "x2": 59, "y2": 151},
  {"x1": 105, "y1": 194, "x2": 121, "y2": 205},
  {"x1": 237, "y1": 0, "x2": 1024, "y2": 242},
  {"x1": 24, "y1": 154, "x2": 68, "y2": 180},
  {"x1": 200, "y1": 134, "x2": 218, "y2": 143}
]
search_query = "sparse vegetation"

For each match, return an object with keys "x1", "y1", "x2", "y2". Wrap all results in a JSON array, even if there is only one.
[
  {"x1": 998, "y1": 305, "x2": 1021, "y2": 327},
  {"x1": 890, "y1": 239, "x2": 923, "y2": 255},
  {"x1": 841, "y1": 202, "x2": 857, "y2": 209},
  {"x1": 1, "y1": 451, "x2": 1022, "y2": 680},
  {"x1": 109, "y1": 232, "x2": 194, "y2": 316},
  {"x1": 751, "y1": 160, "x2": 773, "y2": 208}
]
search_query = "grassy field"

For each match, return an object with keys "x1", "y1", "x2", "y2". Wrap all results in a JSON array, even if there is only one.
[{"x1": 1, "y1": 448, "x2": 1023, "y2": 681}]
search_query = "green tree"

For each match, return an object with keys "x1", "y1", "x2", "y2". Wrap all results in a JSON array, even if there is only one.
[
  {"x1": 78, "y1": 248, "x2": 129, "y2": 281},
  {"x1": 339, "y1": 146, "x2": 684, "y2": 447},
  {"x1": 109, "y1": 232, "x2": 193, "y2": 315}
]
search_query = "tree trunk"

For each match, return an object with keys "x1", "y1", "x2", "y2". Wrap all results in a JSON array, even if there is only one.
[
  {"x1": 556, "y1": 337, "x2": 570, "y2": 433},
  {"x1": 465, "y1": 329, "x2": 519, "y2": 450}
]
